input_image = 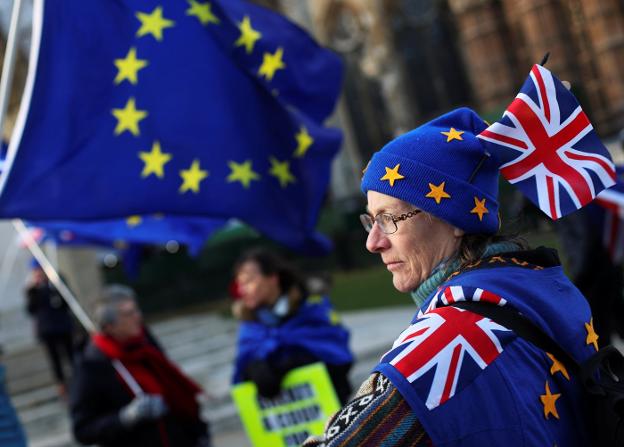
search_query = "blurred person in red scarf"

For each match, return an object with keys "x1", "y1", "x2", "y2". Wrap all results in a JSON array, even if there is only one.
[{"x1": 69, "y1": 285, "x2": 211, "y2": 447}]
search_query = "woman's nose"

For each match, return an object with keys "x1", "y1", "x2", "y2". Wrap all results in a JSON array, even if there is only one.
[{"x1": 366, "y1": 223, "x2": 390, "y2": 253}]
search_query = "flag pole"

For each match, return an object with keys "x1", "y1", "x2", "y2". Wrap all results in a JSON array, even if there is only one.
[
  {"x1": 0, "y1": 0, "x2": 23, "y2": 138},
  {"x1": 12, "y1": 219, "x2": 144, "y2": 395}
]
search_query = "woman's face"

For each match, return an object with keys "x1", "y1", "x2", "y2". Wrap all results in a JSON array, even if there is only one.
[
  {"x1": 365, "y1": 191, "x2": 464, "y2": 293},
  {"x1": 236, "y1": 260, "x2": 280, "y2": 310}
]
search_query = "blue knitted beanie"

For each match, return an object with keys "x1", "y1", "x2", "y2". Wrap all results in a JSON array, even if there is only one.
[{"x1": 361, "y1": 107, "x2": 500, "y2": 234}]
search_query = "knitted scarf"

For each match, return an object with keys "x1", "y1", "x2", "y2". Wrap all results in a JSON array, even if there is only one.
[{"x1": 410, "y1": 241, "x2": 519, "y2": 306}]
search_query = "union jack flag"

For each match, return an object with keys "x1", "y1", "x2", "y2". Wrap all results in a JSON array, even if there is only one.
[
  {"x1": 595, "y1": 167, "x2": 624, "y2": 263},
  {"x1": 478, "y1": 64, "x2": 616, "y2": 219},
  {"x1": 382, "y1": 286, "x2": 513, "y2": 410}
]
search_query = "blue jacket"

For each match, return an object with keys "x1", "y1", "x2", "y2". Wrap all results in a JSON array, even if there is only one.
[
  {"x1": 375, "y1": 251, "x2": 592, "y2": 446},
  {"x1": 233, "y1": 295, "x2": 353, "y2": 384}
]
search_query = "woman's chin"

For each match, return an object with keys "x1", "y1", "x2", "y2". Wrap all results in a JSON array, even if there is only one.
[{"x1": 391, "y1": 271, "x2": 423, "y2": 294}]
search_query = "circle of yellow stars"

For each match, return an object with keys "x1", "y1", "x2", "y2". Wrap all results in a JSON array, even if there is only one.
[{"x1": 109, "y1": 2, "x2": 311, "y2": 199}]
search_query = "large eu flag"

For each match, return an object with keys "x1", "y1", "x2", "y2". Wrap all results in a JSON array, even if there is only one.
[{"x1": 0, "y1": 0, "x2": 343, "y2": 254}]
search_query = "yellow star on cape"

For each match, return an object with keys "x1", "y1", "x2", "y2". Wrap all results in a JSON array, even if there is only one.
[
  {"x1": 112, "y1": 97, "x2": 148, "y2": 136},
  {"x1": 138, "y1": 141, "x2": 172, "y2": 178},
  {"x1": 470, "y1": 197, "x2": 489, "y2": 221},
  {"x1": 136, "y1": 7, "x2": 175, "y2": 41},
  {"x1": 269, "y1": 157, "x2": 296, "y2": 188},
  {"x1": 293, "y1": 127, "x2": 314, "y2": 158},
  {"x1": 585, "y1": 318, "x2": 599, "y2": 351},
  {"x1": 186, "y1": 0, "x2": 219, "y2": 26},
  {"x1": 258, "y1": 47, "x2": 285, "y2": 81},
  {"x1": 235, "y1": 16, "x2": 261, "y2": 54},
  {"x1": 441, "y1": 127, "x2": 464, "y2": 142},
  {"x1": 179, "y1": 159, "x2": 208, "y2": 193},
  {"x1": 540, "y1": 381, "x2": 561, "y2": 420},
  {"x1": 114, "y1": 47, "x2": 148, "y2": 85},
  {"x1": 546, "y1": 352, "x2": 570, "y2": 380},
  {"x1": 126, "y1": 215, "x2": 142, "y2": 227},
  {"x1": 380, "y1": 164, "x2": 405, "y2": 187},
  {"x1": 426, "y1": 181, "x2": 451, "y2": 204},
  {"x1": 227, "y1": 160, "x2": 260, "y2": 188}
]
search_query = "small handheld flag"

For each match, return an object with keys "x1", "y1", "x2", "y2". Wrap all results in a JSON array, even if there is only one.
[{"x1": 478, "y1": 64, "x2": 616, "y2": 219}]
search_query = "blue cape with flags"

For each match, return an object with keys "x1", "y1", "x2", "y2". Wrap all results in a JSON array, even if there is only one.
[
  {"x1": 375, "y1": 256, "x2": 592, "y2": 446},
  {"x1": 233, "y1": 295, "x2": 353, "y2": 383}
]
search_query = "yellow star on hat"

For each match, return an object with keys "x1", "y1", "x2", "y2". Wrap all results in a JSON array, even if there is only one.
[
  {"x1": 470, "y1": 197, "x2": 489, "y2": 221},
  {"x1": 426, "y1": 181, "x2": 451, "y2": 204},
  {"x1": 380, "y1": 164, "x2": 405, "y2": 187},
  {"x1": 440, "y1": 127, "x2": 464, "y2": 142}
]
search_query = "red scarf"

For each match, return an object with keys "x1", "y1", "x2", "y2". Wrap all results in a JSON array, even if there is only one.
[{"x1": 92, "y1": 332, "x2": 202, "y2": 421}]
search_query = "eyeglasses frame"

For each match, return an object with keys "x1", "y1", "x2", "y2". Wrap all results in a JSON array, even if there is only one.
[{"x1": 360, "y1": 209, "x2": 422, "y2": 235}]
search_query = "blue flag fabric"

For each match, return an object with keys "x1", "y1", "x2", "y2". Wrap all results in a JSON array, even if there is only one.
[
  {"x1": 0, "y1": 0, "x2": 343, "y2": 254},
  {"x1": 33, "y1": 215, "x2": 226, "y2": 256}
]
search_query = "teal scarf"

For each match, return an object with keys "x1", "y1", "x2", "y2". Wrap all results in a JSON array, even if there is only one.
[{"x1": 410, "y1": 241, "x2": 519, "y2": 307}]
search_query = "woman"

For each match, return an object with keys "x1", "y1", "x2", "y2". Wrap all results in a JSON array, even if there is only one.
[
  {"x1": 304, "y1": 106, "x2": 602, "y2": 446},
  {"x1": 232, "y1": 248, "x2": 353, "y2": 404},
  {"x1": 70, "y1": 285, "x2": 211, "y2": 447}
]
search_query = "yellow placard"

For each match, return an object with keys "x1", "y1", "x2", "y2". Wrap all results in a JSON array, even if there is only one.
[{"x1": 231, "y1": 362, "x2": 341, "y2": 447}]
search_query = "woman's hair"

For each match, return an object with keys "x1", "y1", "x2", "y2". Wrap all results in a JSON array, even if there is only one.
[
  {"x1": 455, "y1": 232, "x2": 528, "y2": 268},
  {"x1": 234, "y1": 248, "x2": 307, "y2": 296}
]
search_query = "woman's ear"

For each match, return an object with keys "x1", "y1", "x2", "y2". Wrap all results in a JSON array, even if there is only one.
[{"x1": 453, "y1": 226, "x2": 465, "y2": 238}]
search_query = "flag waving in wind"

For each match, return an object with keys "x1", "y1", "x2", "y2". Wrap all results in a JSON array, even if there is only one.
[
  {"x1": 478, "y1": 64, "x2": 616, "y2": 219},
  {"x1": 0, "y1": 0, "x2": 343, "y2": 254}
]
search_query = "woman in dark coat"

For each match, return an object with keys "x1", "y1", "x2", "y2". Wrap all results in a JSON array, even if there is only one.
[{"x1": 70, "y1": 285, "x2": 211, "y2": 447}]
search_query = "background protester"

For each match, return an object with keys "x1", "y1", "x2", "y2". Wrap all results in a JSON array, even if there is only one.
[
  {"x1": 232, "y1": 248, "x2": 354, "y2": 404},
  {"x1": 24, "y1": 260, "x2": 74, "y2": 398},
  {"x1": 69, "y1": 285, "x2": 211, "y2": 447}
]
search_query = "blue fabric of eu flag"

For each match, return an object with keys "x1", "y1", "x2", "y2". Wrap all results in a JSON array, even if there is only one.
[
  {"x1": 0, "y1": 0, "x2": 343, "y2": 254},
  {"x1": 32, "y1": 215, "x2": 226, "y2": 256}
]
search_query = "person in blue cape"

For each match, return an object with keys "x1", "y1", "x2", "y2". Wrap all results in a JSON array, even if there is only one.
[
  {"x1": 231, "y1": 248, "x2": 353, "y2": 404},
  {"x1": 304, "y1": 65, "x2": 616, "y2": 446}
]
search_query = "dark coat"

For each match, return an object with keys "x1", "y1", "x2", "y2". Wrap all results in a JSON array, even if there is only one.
[
  {"x1": 69, "y1": 340, "x2": 208, "y2": 447},
  {"x1": 25, "y1": 282, "x2": 73, "y2": 339}
]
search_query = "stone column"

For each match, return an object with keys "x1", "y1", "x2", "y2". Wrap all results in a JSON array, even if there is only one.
[
  {"x1": 577, "y1": 0, "x2": 624, "y2": 133},
  {"x1": 505, "y1": 0, "x2": 578, "y2": 80},
  {"x1": 448, "y1": 0, "x2": 517, "y2": 112}
]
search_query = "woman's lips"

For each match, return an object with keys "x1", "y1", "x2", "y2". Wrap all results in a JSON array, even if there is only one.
[{"x1": 385, "y1": 261, "x2": 403, "y2": 271}]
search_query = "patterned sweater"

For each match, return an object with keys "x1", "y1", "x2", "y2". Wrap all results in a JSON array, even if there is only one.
[{"x1": 303, "y1": 372, "x2": 431, "y2": 446}]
